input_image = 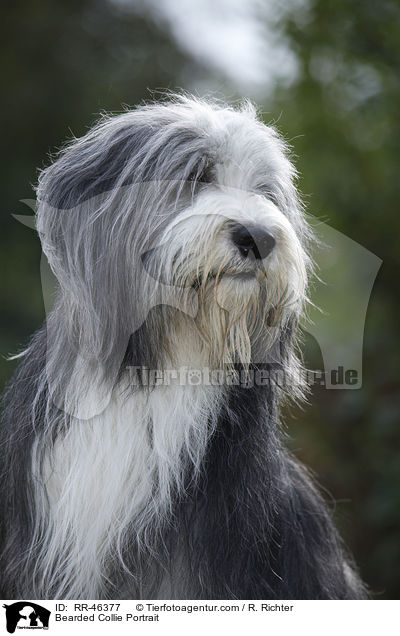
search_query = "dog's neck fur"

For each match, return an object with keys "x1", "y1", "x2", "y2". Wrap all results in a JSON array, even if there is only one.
[{"x1": 3, "y1": 321, "x2": 364, "y2": 600}]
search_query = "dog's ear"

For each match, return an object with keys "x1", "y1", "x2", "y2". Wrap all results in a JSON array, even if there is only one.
[
  {"x1": 38, "y1": 117, "x2": 156, "y2": 210},
  {"x1": 34, "y1": 114, "x2": 157, "y2": 291},
  {"x1": 34, "y1": 117, "x2": 157, "y2": 419}
]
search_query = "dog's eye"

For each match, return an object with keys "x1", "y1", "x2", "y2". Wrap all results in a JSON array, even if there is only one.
[
  {"x1": 187, "y1": 164, "x2": 213, "y2": 184},
  {"x1": 198, "y1": 166, "x2": 213, "y2": 183},
  {"x1": 254, "y1": 186, "x2": 278, "y2": 206},
  {"x1": 255, "y1": 185, "x2": 272, "y2": 198}
]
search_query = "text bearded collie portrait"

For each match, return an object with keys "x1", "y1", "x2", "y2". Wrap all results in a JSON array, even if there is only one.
[{"x1": 0, "y1": 95, "x2": 366, "y2": 599}]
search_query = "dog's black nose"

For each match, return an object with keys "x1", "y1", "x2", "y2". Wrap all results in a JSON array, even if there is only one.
[{"x1": 231, "y1": 224, "x2": 276, "y2": 260}]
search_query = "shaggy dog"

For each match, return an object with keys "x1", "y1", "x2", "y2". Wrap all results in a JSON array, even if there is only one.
[{"x1": 0, "y1": 95, "x2": 365, "y2": 599}]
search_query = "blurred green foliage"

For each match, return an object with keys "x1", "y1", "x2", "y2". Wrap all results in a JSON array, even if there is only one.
[
  {"x1": 275, "y1": 0, "x2": 400, "y2": 599},
  {"x1": 1, "y1": 0, "x2": 399, "y2": 599}
]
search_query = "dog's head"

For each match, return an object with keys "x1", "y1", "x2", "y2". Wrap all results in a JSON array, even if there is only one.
[{"x1": 36, "y1": 96, "x2": 311, "y2": 410}]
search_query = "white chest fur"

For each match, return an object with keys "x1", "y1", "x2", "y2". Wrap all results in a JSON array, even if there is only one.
[{"x1": 32, "y1": 380, "x2": 222, "y2": 598}]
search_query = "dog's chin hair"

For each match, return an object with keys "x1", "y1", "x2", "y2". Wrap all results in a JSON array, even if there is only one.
[{"x1": 191, "y1": 280, "x2": 280, "y2": 368}]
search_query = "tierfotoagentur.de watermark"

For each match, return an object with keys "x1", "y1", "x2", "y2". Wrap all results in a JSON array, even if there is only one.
[{"x1": 126, "y1": 365, "x2": 360, "y2": 389}]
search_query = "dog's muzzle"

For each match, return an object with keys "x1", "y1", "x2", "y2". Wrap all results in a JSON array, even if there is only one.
[{"x1": 231, "y1": 223, "x2": 276, "y2": 261}]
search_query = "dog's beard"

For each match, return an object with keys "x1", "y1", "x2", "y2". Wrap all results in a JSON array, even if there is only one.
[
  {"x1": 193, "y1": 273, "x2": 263, "y2": 367},
  {"x1": 157, "y1": 254, "x2": 303, "y2": 371},
  {"x1": 192, "y1": 268, "x2": 301, "y2": 368},
  {"x1": 150, "y1": 190, "x2": 308, "y2": 370}
]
